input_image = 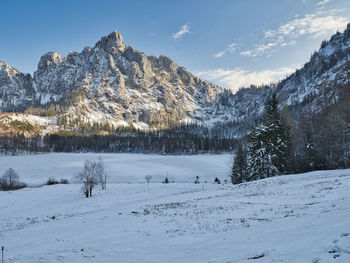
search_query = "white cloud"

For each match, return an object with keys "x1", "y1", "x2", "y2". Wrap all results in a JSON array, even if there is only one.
[
  {"x1": 317, "y1": 0, "x2": 331, "y2": 5},
  {"x1": 241, "y1": 9, "x2": 349, "y2": 57},
  {"x1": 213, "y1": 43, "x2": 237, "y2": 58},
  {"x1": 213, "y1": 51, "x2": 226, "y2": 58},
  {"x1": 172, "y1": 24, "x2": 190, "y2": 40},
  {"x1": 197, "y1": 67, "x2": 295, "y2": 93}
]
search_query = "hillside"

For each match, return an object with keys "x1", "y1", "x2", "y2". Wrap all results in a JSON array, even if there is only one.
[{"x1": 1, "y1": 153, "x2": 349, "y2": 262}]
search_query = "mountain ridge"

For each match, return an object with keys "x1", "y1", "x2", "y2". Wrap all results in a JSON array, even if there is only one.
[{"x1": 1, "y1": 24, "x2": 350, "y2": 137}]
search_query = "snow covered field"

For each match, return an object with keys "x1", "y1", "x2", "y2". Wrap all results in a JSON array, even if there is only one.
[
  {"x1": 0, "y1": 153, "x2": 233, "y2": 185},
  {"x1": 1, "y1": 153, "x2": 350, "y2": 262}
]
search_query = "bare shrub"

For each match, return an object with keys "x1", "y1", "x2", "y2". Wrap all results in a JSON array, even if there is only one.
[
  {"x1": 60, "y1": 178, "x2": 69, "y2": 184},
  {"x1": 47, "y1": 177, "x2": 59, "y2": 185},
  {"x1": 47, "y1": 177, "x2": 69, "y2": 185},
  {"x1": 145, "y1": 175, "x2": 152, "y2": 184},
  {"x1": 163, "y1": 177, "x2": 169, "y2": 184},
  {"x1": 194, "y1": 176, "x2": 200, "y2": 184},
  {"x1": 0, "y1": 168, "x2": 26, "y2": 191}
]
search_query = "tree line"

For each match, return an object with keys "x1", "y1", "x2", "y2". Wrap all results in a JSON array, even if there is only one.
[
  {"x1": 0, "y1": 125, "x2": 237, "y2": 155},
  {"x1": 231, "y1": 91, "x2": 350, "y2": 184}
]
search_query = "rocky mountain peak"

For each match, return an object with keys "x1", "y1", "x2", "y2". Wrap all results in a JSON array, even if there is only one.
[
  {"x1": 38, "y1": 51, "x2": 63, "y2": 71},
  {"x1": 158, "y1": 55, "x2": 176, "y2": 72},
  {"x1": 0, "y1": 61, "x2": 21, "y2": 79},
  {"x1": 0, "y1": 61, "x2": 34, "y2": 112},
  {"x1": 95, "y1": 30, "x2": 125, "y2": 52},
  {"x1": 344, "y1": 23, "x2": 350, "y2": 38}
]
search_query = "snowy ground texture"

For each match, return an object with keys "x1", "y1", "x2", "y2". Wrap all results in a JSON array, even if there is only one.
[{"x1": 1, "y1": 153, "x2": 350, "y2": 263}]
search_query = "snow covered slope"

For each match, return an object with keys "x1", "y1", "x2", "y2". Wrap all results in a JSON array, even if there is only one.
[
  {"x1": 0, "y1": 113, "x2": 58, "y2": 136},
  {"x1": 1, "y1": 153, "x2": 350, "y2": 262}
]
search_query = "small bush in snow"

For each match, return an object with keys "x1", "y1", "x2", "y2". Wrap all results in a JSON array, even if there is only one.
[
  {"x1": 60, "y1": 178, "x2": 69, "y2": 184},
  {"x1": 214, "y1": 177, "x2": 221, "y2": 184},
  {"x1": 47, "y1": 177, "x2": 59, "y2": 185},
  {"x1": 145, "y1": 175, "x2": 152, "y2": 184},
  {"x1": 163, "y1": 177, "x2": 169, "y2": 184},
  {"x1": 47, "y1": 177, "x2": 69, "y2": 185},
  {"x1": 0, "y1": 168, "x2": 26, "y2": 191},
  {"x1": 194, "y1": 176, "x2": 200, "y2": 184}
]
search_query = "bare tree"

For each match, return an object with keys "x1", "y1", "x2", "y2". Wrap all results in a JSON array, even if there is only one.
[
  {"x1": 0, "y1": 168, "x2": 25, "y2": 190},
  {"x1": 2, "y1": 168, "x2": 19, "y2": 186},
  {"x1": 145, "y1": 175, "x2": 152, "y2": 184},
  {"x1": 77, "y1": 160, "x2": 98, "y2": 198},
  {"x1": 96, "y1": 156, "x2": 107, "y2": 189}
]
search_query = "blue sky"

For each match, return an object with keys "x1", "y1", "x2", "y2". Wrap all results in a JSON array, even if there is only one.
[{"x1": 1, "y1": 0, "x2": 350, "y2": 92}]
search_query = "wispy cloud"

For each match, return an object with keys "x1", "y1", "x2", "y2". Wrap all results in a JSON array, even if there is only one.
[
  {"x1": 317, "y1": 0, "x2": 331, "y2": 5},
  {"x1": 197, "y1": 67, "x2": 295, "y2": 93},
  {"x1": 241, "y1": 9, "x2": 349, "y2": 57},
  {"x1": 172, "y1": 24, "x2": 190, "y2": 40},
  {"x1": 213, "y1": 43, "x2": 237, "y2": 58}
]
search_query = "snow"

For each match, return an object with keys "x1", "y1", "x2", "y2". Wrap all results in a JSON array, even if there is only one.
[
  {"x1": 320, "y1": 44, "x2": 335, "y2": 57},
  {"x1": 10, "y1": 113, "x2": 57, "y2": 126},
  {"x1": 132, "y1": 121, "x2": 149, "y2": 130},
  {"x1": 0, "y1": 113, "x2": 59, "y2": 135},
  {"x1": 1, "y1": 153, "x2": 350, "y2": 263},
  {"x1": 0, "y1": 153, "x2": 233, "y2": 185}
]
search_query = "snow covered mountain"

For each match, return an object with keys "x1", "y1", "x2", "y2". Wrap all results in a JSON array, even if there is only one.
[
  {"x1": 208, "y1": 22, "x2": 350, "y2": 136},
  {"x1": 1, "y1": 24, "x2": 350, "y2": 136},
  {"x1": 0, "y1": 62, "x2": 34, "y2": 111},
  {"x1": 275, "y1": 23, "x2": 350, "y2": 117},
  {"x1": 2, "y1": 31, "x2": 224, "y2": 130}
]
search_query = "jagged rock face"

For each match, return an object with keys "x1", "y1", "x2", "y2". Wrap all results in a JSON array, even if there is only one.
[
  {"x1": 1, "y1": 24, "x2": 350, "y2": 136},
  {"x1": 37, "y1": 51, "x2": 63, "y2": 71},
  {"x1": 0, "y1": 62, "x2": 34, "y2": 111},
  {"x1": 95, "y1": 30, "x2": 125, "y2": 52},
  {"x1": 274, "y1": 23, "x2": 350, "y2": 116},
  {"x1": 32, "y1": 30, "x2": 223, "y2": 127}
]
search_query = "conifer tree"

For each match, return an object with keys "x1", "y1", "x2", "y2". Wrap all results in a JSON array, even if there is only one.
[
  {"x1": 262, "y1": 93, "x2": 291, "y2": 174},
  {"x1": 247, "y1": 125, "x2": 278, "y2": 180},
  {"x1": 302, "y1": 123, "x2": 318, "y2": 171},
  {"x1": 247, "y1": 93, "x2": 291, "y2": 180},
  {"x1": 231, "y1": 143, "x2": 248, "y2": 184}
]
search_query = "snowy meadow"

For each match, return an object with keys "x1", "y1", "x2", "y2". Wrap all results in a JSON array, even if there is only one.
[{"x1": 0, "y1": 153, "x2": 350, "y2": 263}]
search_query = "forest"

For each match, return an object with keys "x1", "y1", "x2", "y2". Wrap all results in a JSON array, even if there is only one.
[{"x1": 0, "y1": 124, "x2": 237, "y2": 155}]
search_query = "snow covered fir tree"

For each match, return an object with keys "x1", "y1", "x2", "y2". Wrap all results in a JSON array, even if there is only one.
[
  {"x1": 232, "y1": 94, "x2": 291, "y2": 183},
  {"x1": 231, "y1": 143, "x2": 248, "y2": 184}
]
